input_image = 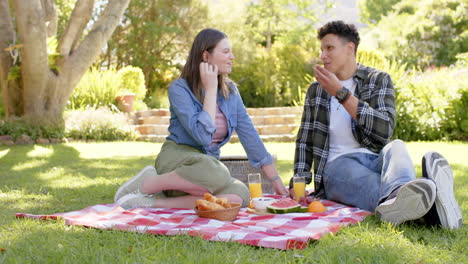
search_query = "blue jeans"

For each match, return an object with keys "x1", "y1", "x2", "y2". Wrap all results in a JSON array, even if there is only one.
[{"x1": 322, "y1": 140, "x2": 415, "y2": 212}]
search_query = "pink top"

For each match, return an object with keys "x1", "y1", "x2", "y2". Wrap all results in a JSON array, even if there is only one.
[{"x1": 211, "y1": 105, "x2": 228, "y2": 146}]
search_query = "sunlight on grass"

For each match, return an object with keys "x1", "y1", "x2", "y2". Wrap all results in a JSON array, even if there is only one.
[
  {"x1": 27, "y1": 145, "x2": 54, "y2": 158},
  {"x1": 71, "y1": 142, "x2": 162, "y2": 159},
  {"x1": 11, "y1": 159, "x2": 48, "y2": 171},
  {"x1": 0, "y1": 149, "x2": 9, "y2": 158}
]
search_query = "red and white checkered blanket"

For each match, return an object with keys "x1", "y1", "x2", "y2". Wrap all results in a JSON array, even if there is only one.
[{"x1": 16, "y1": 200, "x2": 371, "y2": 250}]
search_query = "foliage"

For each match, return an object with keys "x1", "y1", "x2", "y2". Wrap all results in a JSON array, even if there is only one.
[
  {"x1": 358, "y1": 0, "x2": 403, "y2": 24},
  {"x1": 64, "y1": 108, "x2": 137, "y2": 141},
  {"x1": 117, "y1": 66, "x2": 147, "y2": 101},
  {"x1": 101, "y1": 0, "x2": 208, "y2": 95},
  {"x1": 231, "y1": 43, "x2": 315, "y2": 107},
  {"x1": 223, "y1": 0, "x2": 325, "y2": 107},
  {"x1": 0, "y1": 117, "x2": 65, "y2": 140},
  {"x1": 362, "y1": 0, "x2": 467, "y2": 68},
  {"x1": 67, "y1": 66, "x2": 122, "y2": 110},
  {"x1": 54, "y1": 0, "x2": 75, "y2": 37},
  {"x1": 393, "y1": 65, "x2": 468, "y2": 141},
  {"x1": 146, "y1": 88, "x2": 170, "y2": 109}
]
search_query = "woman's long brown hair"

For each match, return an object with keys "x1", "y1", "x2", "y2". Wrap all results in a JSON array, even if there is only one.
[{"x1": 180, "y1": 28, "x2": 233, "y2": 102}]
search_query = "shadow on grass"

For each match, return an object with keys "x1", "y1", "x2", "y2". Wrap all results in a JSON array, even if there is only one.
[{"x1": 0, "y1": 144, "x2": 156, "y2": 215}]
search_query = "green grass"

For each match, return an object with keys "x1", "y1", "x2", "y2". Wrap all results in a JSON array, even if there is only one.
[{"x1": 0, "y1": 142, "x2": 467, "y2": 263}]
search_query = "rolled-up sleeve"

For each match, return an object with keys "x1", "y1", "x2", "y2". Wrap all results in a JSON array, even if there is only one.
[
  {"x1": 233, "y1": 88, "x2": 273, "y2": 168},
  {"x1": 168, "y1": 81, "x2": 216, "y2": 146}
]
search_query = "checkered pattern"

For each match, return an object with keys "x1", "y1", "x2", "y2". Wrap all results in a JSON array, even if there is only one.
[{"x1": 16, "y1": 200, "x2": 371, "y2": 250}]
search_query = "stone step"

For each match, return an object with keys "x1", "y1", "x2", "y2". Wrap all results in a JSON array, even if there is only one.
[
  {"x1": 137, "y1": 134, "x2": 296, "y2": 143},
  {"x1": 136, "y1": 108, "x2": 170, "y2": 118},
  {"x1": 137, "y1": 115, "x2": 171, "y2": 125},
  {"x1": 134, "y1": 124, "x2": 169, "y2": 135},
  {"x1": 137, "y1": 114, "x2": 300, "y2": 126},
  {"x1": 255, "y1": 124, "x2": 299, "y2": 135},
  {"x1": 135, "y1": 123, "x2": 298, "y2": 136},
  {"x1": 134, "y1": 107, "x2": 303, "y2": 119},
  {"x1": 250, "y1": 114, "x2": 300, "y2": 126},
  {"x1": 246, "y1": 106, "x2": 302, "y2": 116}
]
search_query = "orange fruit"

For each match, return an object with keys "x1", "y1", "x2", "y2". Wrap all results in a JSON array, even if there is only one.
[{"x1": 308, "y1": 201, "x2": 327, "y2": 213}]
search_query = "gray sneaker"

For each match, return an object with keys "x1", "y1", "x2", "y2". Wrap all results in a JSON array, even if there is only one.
[
  {"x1": 114, "y1": 166, "x2": 157, "y2": 202},
  {"x1": 375, "y1": 179, "x2": 436, "y2": 226},
  {"x1": 117, "y1": 193, "x2": 157, "y2": 210},
  {"x1": 422, "y1": 151, "x2": 462, "y2": 229}
]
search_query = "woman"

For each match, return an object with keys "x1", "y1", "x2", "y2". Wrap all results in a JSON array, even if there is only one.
[{"x1": 114, "y1": 28, "x2": 288, "y2": 209}]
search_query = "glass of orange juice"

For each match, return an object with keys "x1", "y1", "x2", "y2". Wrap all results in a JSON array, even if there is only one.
[
  {"x1": 248, "y1": 173, "x2": 263, "y2": 199},
  {"x1": 293, "y1": 176, "x2": 306, "y2": 202}
]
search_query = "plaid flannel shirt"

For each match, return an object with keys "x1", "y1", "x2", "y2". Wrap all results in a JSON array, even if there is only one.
[{"x1": 292, "y1": 64, "x2": 396, "y2": 196}]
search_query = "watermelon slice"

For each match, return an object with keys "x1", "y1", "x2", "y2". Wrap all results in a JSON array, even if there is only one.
[{"x1": 266, "y1": 198, "x2": 301, "y2": 214}]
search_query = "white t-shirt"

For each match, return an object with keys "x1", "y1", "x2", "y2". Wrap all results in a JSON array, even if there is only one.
[{"x1": 327, "y1": 78, "x2": 377, "y2": 163}]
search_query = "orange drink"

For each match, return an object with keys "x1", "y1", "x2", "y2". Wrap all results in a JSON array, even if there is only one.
[
  {"x1": 293, "y1": 176, "x2": 306, "y2": 202},
  {"x1": 248, "y1": 173, "x2": 263, "y2": 199},
  {"x1": 248, "y1": 182, "x2": 263, "y2": 198}
]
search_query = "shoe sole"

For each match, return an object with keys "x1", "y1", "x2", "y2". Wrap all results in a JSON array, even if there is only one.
[
  {"x1": 114, "y1": 166, "x2": 156, "y2": 202},
  {"x1": 423, "y1": 152, "x2": 462, "y2": 229},
  {"x1": 375, "y1": 179, "x2": 436, "y2": 225},
  {"x1": 116, "y1": 193, "x2": 156, "y2": 210}
]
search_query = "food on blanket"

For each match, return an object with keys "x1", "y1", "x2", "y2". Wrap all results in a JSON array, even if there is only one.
[
  {"x1": 195, "y1": 193, "x2": 232, "y2": 211},
  {"x1": 297, "y1": 206, "x2": 309, "y2": 213},
  {"x1": 308, "y1": 201, "x2": 327, "y2": 213},
  {"x1": 266, "y1": 198, "x2": 301, "y2": 214},
  {"x1": 252, "y1": 197, "x2": 276, "y2": 212},
  {"x1": 196, "y1": 199, "x2": 225, "y2": 211}
]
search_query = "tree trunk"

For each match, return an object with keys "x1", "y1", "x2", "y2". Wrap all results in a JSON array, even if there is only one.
[{"x1": 0, "y1": 0, "x2": 130, "y2": 126}]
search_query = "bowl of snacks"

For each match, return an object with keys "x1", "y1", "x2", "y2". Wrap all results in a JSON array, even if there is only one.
[
  {"x1": 252, "y1": 197, "x2": 276, "y2": 212},
  {"x1": 194, "y1": 193, "x2": 241, "y2": 222}
]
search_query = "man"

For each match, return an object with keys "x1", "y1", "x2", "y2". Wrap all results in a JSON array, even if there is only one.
[{"x1": 291, "y1": 20, "x2": 462, "y2": 229}]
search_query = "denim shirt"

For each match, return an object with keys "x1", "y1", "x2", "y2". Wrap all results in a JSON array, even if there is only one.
[{"x1": 166, "y1": 78, "x2": 273, "y2": 168}]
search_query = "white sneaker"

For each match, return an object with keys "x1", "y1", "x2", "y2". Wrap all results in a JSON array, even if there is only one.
[
  {"x1": 114, "y1": 166, "x2": 157, "y2": 202},
  {"x1": 117, "y1": 193, "x2": 157, "y2": 210},
  {"x1": 422, "y1": 152, "x2": 462, "y2": 229},
  {"x1": 375, "y1": 179, "x2": 436, "y2": 225}
]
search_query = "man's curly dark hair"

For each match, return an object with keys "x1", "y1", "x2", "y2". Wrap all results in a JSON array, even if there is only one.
[{"x1": 318, "y1": 21, "x2": 360, "y2": 54}]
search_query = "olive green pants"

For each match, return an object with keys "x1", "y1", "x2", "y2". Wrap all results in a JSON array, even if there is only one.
[{"x1": 155, "y1": 140, "x2": 250, "y2": 207}]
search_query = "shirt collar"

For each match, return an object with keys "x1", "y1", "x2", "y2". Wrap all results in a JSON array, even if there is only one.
[{"x1": 354, "y1": 63, "x2": 368, "y2": 80}]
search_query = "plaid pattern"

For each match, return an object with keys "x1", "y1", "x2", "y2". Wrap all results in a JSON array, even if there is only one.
[
  {"x1": 293, "y1": 64, "x2": 396, "y2": 195},
  {"x1": 16, "y1": 200, "x2": 371, "y2": 250}
]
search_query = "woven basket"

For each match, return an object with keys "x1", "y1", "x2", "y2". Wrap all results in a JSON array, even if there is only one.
[
  {"x1": 194, "y1": 202, "x2": 241, "y2": 221},
  {"x1": 220, "y1": 155, "x2": 275, "y2": 194}
]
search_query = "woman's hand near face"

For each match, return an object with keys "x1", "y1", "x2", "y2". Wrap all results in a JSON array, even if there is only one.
[
  {"x1": 200, "y1": 62, "x2": 218, "y2": 94},
  {"x1": 200, "y1": 62, "x2": 218, "y2": 124}
]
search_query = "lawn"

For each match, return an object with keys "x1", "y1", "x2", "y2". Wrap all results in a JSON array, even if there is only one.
[{"x1": 0, "y1": 141, "x2": 467, "y2": 263}]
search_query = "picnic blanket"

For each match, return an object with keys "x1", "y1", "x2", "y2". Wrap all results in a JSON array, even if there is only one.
[{"x1": 16, "y1": 200, "x2": 371, "y2": 250}]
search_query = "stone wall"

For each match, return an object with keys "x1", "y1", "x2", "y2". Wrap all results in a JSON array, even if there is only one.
[{"x1": 132, "y1": 106, "x2": 303, "y2": 142}]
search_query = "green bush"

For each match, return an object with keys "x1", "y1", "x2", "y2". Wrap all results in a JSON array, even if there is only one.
[
  {"x1": 0, "y1": 117, "x2": 65, "y2": 140},
  {"x1": 393, "y1": 65, "x2": 468, "y2": 141},
  {"x1": 231, "y1": 43, "x2": 314, "y2": 107},
  {"x1": 64, "y1": 108, "x2": 137, "y2": 141},
  {"x1": 365, "y1": 0, "x2": 467, "y2": 68},
  {"x1": 67, "y1": 66, "x2": 148, "y2": 112},
  {"x1": 117, "y1": 66, "x2": 147, "y2": 101},
  {"x1": 145, "y1": 88, "x2": 170, "y2": 109},
  {"x1": 68, "y1": 66, "x2": 122, "y2": 110}
]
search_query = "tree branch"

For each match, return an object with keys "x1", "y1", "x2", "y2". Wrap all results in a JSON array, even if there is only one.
[
  {"x1": 58, "y1": 0, "x2": 94, "y2": 57},
  {"x1": 58, "y1": 0, "x2": 130, "y2": 107},
  {"x1": 41, "y1": 0, "x2": 58, "y2": 37}
]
